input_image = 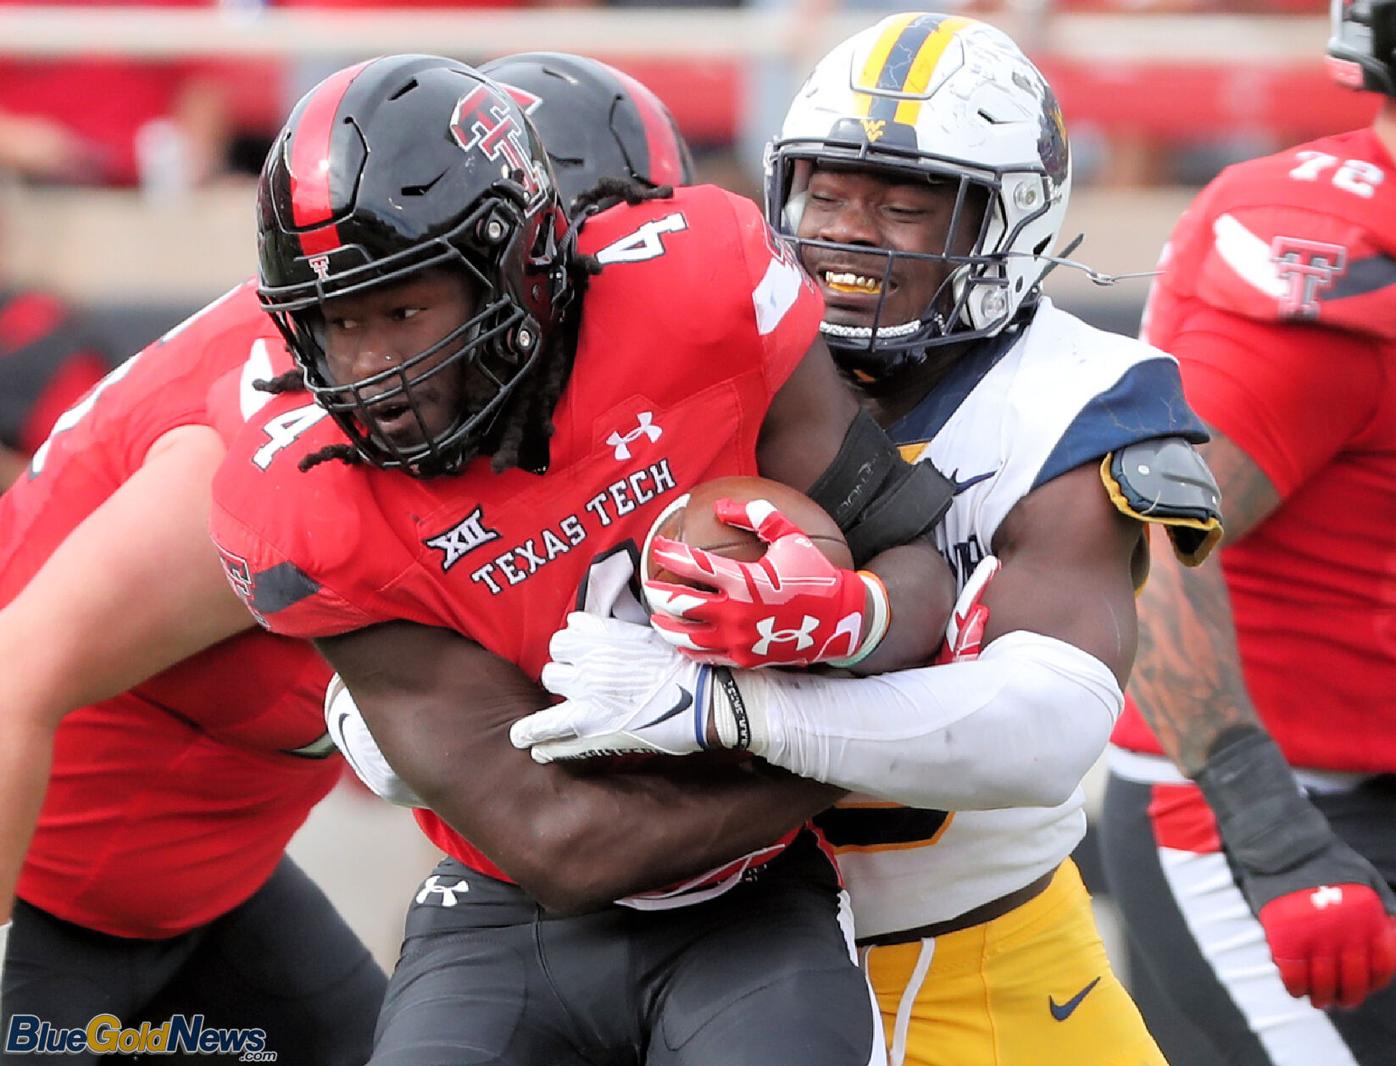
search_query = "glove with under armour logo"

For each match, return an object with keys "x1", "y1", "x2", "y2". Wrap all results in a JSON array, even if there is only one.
[
  {"x1": 511, "y1": 612, "x2": 760, "y2": 763},
  {"x1": 1195, "y1": 726, "x2": 1396, "y2": 1010},
  {"x1": 643, "y1": 498, "x2": 889, "y2": 669}
]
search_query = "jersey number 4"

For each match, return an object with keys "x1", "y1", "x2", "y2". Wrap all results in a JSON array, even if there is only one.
[{"x1": 594, "y1": 213, "x2": 688, "y2": 265}]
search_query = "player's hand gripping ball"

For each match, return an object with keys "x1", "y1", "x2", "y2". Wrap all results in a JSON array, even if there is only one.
[{"x1": 640, "y1": 476, "x2": 890, "y2": 669}]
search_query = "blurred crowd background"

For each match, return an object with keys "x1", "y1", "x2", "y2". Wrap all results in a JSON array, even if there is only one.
[{"x1": 0, "y1": 0, "x2": 1378, "y2": 974}]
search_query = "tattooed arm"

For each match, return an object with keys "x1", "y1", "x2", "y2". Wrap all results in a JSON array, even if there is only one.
[
  {"x1": 1132, "y1": 424, "x2": 1396, "y2": 1010},
  {"x1": 1129, "y1": 425, "x2": 1280, "y2": 774}
]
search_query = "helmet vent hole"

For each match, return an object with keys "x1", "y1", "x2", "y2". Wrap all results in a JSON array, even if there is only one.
[
  {"x1": 401, "y1": 171, "x2": 446, "y2": 197},
  {"x1": 1033, "y1": 237, "x2": 1050, "y2": 256},
  {"x1": 976, "y1": 109, "x2": 1002, "y2": 124},
  {"x1": 389, "y1": 79, "x2": 419, "y2": 102}
]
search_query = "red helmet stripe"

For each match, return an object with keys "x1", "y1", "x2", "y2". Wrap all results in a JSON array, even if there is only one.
[
  {"x1": 610, "y1": 67, "x2": 684, "y2": 187},
  {"x1": 289, "y1": 59, "x2": 374, "y2": 255}
]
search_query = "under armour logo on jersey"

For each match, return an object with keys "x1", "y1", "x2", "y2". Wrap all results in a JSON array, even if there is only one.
[
  {"x1": 416, "y1": 875, "x2": 470, "y2": 907},
  {"x1": 425, "y1": 506, "x2": 501, "y2": 572},
  {"x1": 1310, "y1": 884, "x2": 1345, "y2": 909},
  {"x1": 1271, "y1": 236, "x2": 1348, "y2": 318},
  {"x1": 607, "y1": 412, "x2": 662, "y2": 461},
  {"x1": 752, "y1": 615, "x2": 819, "y2": 657}
]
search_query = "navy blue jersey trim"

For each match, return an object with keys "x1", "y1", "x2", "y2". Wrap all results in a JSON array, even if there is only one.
[
  {"x1": 885, "y1": 328, "x2": 1018, "y2": 448},
  {"x1": 251, "y1": 561, "x2": 322, "y2": 616},
  {"x1": 1329, "y1": 252, "x2": 1396, "y2": 301},
  {"x1": 1032, "y1": 357, "x2": 1208, "y2": 493}
]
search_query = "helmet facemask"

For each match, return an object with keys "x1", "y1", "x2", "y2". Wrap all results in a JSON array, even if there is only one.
[
  {"x1": 262, "y1": 192, "x2": 565, "y2": 478},
  {"x1": 770, "y1": 144, "x2": 1049, "y2": 380}
]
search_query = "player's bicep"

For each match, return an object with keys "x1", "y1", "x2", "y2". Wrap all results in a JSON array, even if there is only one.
[
  {"x1": 985, "y1": 463, "x2": 1144, "y2": 686},
  {"x1": 1198, "y1": 424, "x2": 1281, "y2": 543},
  {"x1": 0, "y1": 423, "x2": 252, "y2": 722},
  {"x1": 756, "y1": 333, "x2": 859, "y2": 492}
]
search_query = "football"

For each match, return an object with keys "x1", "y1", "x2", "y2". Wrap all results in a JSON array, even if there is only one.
[{"x1": 643, "y1": 475, "x2": 852, "y2": 587}]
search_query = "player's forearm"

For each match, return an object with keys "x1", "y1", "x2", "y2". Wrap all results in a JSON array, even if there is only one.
[
  {"x1": 736, "y1": 630, "x2": 1122, "y2": 809},
  {"x1": 505, "y1": 766, "x2": 842, "y2": 913},
  {"x1": 855, "y1": 539, "x2": 954, "y2": 674},
  {"x1": 1129, "y1": 541, "x2": 1260, "y2": 776},
  {"x1": 0, "y1": 716, "x2": 57, "y2": 924}
]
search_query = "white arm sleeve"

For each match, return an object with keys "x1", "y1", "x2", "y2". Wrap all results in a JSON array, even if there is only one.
[
  {"x1": 324, "y1": 675, "x2": 426, "y2": 809},
  {"x1": 738, "y1": 630, "x2": 1122, "y2": 810}
]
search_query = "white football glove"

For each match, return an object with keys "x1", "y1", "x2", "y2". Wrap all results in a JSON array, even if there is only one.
[
  {"x1": 510, "y1": 612, "x2": 760, "y2": 763},
  {"x1": 324, "y1": 674, "x2": 426, "y2": 808}
]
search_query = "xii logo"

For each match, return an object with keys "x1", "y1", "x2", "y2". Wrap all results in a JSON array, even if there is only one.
[
  {"x1": 426, "y1": 506, "x2": 501, "y2": 571},
  {"x1": 1270, "y1": 236, "x2": 1347, "y2": 318}
]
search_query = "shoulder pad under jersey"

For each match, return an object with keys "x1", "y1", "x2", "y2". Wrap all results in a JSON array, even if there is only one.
[
  {"x1": 1102, "y1": 436, "x2": 1222, "y2": 566},
  {"x1": 1188, "y1": 137, "x2": 1396, "y2": 340}
]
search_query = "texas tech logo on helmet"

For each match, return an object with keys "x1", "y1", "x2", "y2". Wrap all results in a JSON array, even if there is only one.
[{"x1": 450, "y1": 85, "x2": 544, "y2": 201}]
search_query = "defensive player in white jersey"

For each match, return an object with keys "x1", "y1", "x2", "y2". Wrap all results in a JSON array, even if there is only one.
[{"x1": 502, "y1": 15, "x2": 1227, "y2": 1066}]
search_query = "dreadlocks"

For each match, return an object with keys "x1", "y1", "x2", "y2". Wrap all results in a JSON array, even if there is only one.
[
  {"x1": 490, "y1": 177, "x2": 673, "y2": 473},
  {"x1": 257, "y1": 176, "x2": 674, "y2": 477}
]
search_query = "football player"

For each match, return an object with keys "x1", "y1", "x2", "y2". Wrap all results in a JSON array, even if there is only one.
[
  {"x1": 1101, "y1": 1, "x2": 1396, "y2": 1062},
  {"x1": 0, "y1": 283, "x2": 386, "y2": 1060},
  {"x1": 210, "y1": 53, "x2": 956, "y2": 1066},
  {"x1": 0, "y1": 54, "x2": 707, "y2": 1060},
  {"x1": 510, "y1": 16, "x2": 1222, "y2": 1066}
]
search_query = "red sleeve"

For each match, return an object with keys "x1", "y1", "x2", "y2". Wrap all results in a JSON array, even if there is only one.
[
  {"x1": 209, "y1": 393, "x2": 400, "y2": 641},
  {"x1": 726, "y1": 192, "x2": 824, "y2": 396},
  {"x1": 211, "y1": 492, "x2": 380, "y2": 641},
  {"x1": 1170, "y1": 305, "x2": 1383, "y2": 498}
]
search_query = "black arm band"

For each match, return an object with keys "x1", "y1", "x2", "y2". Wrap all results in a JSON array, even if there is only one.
[
  {"x1": 805, "y1": 409, "x2": 953, "y2": 565},
  {"x1": 1193, "y1": 725, "x2": 1330, "y2": 876}
]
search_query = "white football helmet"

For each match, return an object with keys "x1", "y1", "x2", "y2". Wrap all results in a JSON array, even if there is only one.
[{"x1": 766, "y1": 13, "x2": 1071, "y2": 377}]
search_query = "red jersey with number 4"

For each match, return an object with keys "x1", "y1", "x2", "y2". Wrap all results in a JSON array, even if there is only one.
[
  {"x1": 211, "y1": 187, "x2": 822, "y2": 885},
  {"x1": 1113, "y1": 127, "x2": 1396, "y2": 771},
  {"x1": 0, "y1": 282, "x2": 340, "y2": 938}
]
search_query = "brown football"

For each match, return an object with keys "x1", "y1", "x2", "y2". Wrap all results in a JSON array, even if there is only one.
[{"x1": 644, "y1": 476, "x2": 852, "y2": 588}]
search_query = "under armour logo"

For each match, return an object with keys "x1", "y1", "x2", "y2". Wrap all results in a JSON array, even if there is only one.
[
  {"x1": 416, "y1": 875, "x2": 470, "y2": 907},
  {"x1": 1271, "y1": 236, "x2": 1347, "y2": 318},
  {"x1": 425, "y1": 506, "x2": 501, "y2": 572},
  {"x1": 606, "y1": 412, "x2": 662, "y2": 461},
  {"x1": 752, "y1": 615, "x2": 819, "y2": 656},
  {"x1": 1310, "y1": 884, "x2": 1344, "y2": 909}
]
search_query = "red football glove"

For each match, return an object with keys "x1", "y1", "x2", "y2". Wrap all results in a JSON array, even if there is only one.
[
  {"x1": 1197, "y1": 726, "x2": 1396, "y2": 1012},
  {"x1": 643, "y1": 497, "x2": 889, "y2": 669},
  {"x1": 934, "y1": 555, "x2": 1001, "y2": 664},
  {"x1": 1259, "y1": 884, "x2": 1396, "y2": 1010}
]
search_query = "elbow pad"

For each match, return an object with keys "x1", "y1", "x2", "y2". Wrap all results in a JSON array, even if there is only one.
[
  {"x1": 805, "y1": 409, "x2": 953, "y2": 565},
  {"x1": 324, "y1": 675, "x2": 426, "y2": 809},
  {"x1": 739, "y1": 630, "x2": 1122, "y2": 810}
]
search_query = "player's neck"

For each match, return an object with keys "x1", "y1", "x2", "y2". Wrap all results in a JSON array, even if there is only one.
[{"x1": 1374, "y1": 99, "x2": 1396, "y2": 160}]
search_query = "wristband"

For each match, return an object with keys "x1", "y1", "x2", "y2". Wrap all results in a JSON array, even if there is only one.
[
  {"x1": 826, "y1": 571, "x2": 891, "y2": 669},
  {"x1": 1194, "y1": 726, "x2": 1331, "y2": 877}
]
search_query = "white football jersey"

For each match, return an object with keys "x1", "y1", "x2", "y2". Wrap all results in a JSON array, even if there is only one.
[{"x1": 822, "y1": 298, "x2": 1205, "y2": 938}]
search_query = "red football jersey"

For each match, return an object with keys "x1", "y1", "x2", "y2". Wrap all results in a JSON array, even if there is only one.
[
  {"x1": 0, "y1": 282, "x2": 340, "y2": 938},
  {"x1": 211, "y1": 186, "x2": 823, "y2": 884},
  {"x1": 1114, "y1": 127, "x2": 1396, "y2": 771}
]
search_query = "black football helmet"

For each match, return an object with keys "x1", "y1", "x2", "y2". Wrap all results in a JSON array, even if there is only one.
[
  {"x1": 1329, "y1": 0, "x2": 1396, "y2": 96},
  {"x1": 257, "y1": 54, "x2": 571, "y2": 477},
  {"x1": 479, "y1": 52, "x2": 695, "y2": 211}
]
